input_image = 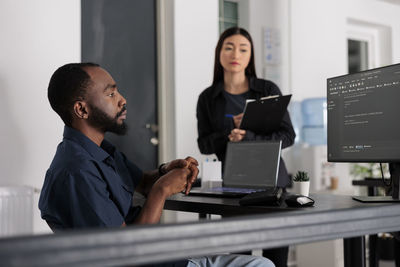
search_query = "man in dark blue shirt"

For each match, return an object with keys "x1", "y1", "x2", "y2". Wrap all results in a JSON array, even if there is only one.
[
  {"x1": 39, "y1": 63, "x2": 198, "y2": 229},
  {"x1": 39, "y1": 63, "x2": 274, "y2": 267}
]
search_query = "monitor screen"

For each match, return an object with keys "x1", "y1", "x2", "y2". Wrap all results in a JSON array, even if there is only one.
[{"x1": 327, "y1": 63, "x2": 400, "y2": 162}]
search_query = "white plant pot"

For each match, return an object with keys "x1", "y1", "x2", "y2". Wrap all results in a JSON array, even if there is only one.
[{"x1": 293, "y1": 181, "x2": 310, "y2": 196}]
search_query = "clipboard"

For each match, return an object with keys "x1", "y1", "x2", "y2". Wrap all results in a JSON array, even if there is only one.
[{"x1": 239, "y1": 94, "x2": 292, "y2": 134}]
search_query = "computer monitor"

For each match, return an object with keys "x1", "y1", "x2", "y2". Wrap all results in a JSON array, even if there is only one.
[{"x1": 327, "y1": 63, "x2": 400, "y2": 202}]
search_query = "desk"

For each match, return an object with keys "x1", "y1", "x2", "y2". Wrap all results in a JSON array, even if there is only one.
[
  {"x1": 165, "y1": 193, "x2": 400, "y2": 267},
  {"x1": 1, "y1": 193, "x2": 400, "y2": 266}
]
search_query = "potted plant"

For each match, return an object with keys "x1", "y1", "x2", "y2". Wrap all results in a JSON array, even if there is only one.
[{"x1": 293, "y1": 171, "x2": 310, "y2": 196}]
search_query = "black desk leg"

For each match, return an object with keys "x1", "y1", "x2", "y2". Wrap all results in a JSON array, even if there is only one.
[
  {"x1": 344, "y1": 236, "x2": 366, "y2": 267},
  {"x1": 369, "y1": 234, "x2": 378, "y2": 267},
  {"x1": 395, "y1": 238, "x2": 400, "y2": 267},
  {"x1": 199, "y1": 213, "x2": 211, "y2": 219}
]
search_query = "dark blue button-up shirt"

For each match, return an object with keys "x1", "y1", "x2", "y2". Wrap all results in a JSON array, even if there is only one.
[{"x1": 39, "y1": 126, "x2": 143, "y2": 229}]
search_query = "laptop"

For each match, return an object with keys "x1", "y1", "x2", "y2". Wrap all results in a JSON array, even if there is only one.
[{"x1": 189, "y1": 140, "x2": 282, "y2": 198}]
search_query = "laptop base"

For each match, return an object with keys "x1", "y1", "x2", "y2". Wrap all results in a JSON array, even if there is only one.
[
  {"x1": 188, "y1": 189, "x2": 248, "y2": 198},
  {"x1": 188, "y1": 187, "x2": 278, "y2": 198}
]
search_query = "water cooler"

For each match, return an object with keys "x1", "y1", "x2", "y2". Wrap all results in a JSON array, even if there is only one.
[
  {"x1": 286, "y1": 98, "x2": 332, "y2": 192},
  {"x1": 285, "y1": 98, "x2": 345, "y2": 267}
]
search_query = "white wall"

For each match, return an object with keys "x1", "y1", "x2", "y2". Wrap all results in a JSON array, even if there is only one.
[
  {"x1": 290, "y1": 0, "x2": 400, "y2": 101},
  {"x1": 166, "y1": 0, "x2": 219, "y2": 222},
  {"x1": 0, "y1": 0, "x2": 81, "y2": 234},
  {"x1": 237, "y1": 0, "x2": 400, "y2": 102},
  {"x1": 173, "y1": 0, "x2": 219, "y2": 161},
  {"x1": 239, "y1": 0, "x2": 292, "y2": 95}
]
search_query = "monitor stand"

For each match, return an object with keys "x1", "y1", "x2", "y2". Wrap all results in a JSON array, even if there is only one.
[{"x1": 353, "y1": 163, "x2": 400, "y2": 203}]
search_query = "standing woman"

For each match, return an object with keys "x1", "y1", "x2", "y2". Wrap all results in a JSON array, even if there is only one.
[{"x1": 196, "y1": 27, "x2": 295, "y2": 267}]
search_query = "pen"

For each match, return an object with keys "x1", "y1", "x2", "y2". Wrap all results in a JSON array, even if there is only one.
[{"x1": 225, "y1": 114, "x2": 234, "y2": 118}]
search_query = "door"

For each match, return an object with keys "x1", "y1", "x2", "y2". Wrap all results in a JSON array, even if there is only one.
[{"x1": 81, "y1": 0, "x2": 158, "y2": 170}]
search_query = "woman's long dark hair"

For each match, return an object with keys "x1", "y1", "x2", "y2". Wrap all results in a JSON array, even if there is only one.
[{"x1": 212, "y1": 27, "x2": 257, "y2": 86}]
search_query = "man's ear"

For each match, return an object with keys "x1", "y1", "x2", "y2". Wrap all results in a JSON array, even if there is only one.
[{"x1": 73, "y1": 101, "x2": 89, "y2": 120}]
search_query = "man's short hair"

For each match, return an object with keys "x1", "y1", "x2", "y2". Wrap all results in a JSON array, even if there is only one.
[{"x1": 48, "y1": 63, "x2": 99, "y2": 126}]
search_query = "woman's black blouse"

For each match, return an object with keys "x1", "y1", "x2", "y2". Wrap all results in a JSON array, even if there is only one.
[{"x1": 196, "y1": 77, "x2": 296, "y2": 188}]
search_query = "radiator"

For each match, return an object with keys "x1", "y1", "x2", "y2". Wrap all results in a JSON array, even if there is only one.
[{"x1": 0, "y1": 186, "x2": 33, "y2": 237}]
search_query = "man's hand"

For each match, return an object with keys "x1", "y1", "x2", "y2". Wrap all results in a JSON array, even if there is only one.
[
  {"x1": 135, "y1": 157, "x2": 199, "y2": 224},
  {"x1": 233, "y1": 113, "x2": 243, "y2": 128},
  {"x1": 136, "y1": 167, "x2": 192, "y2": 225},
  {"x1": 228, "y1": 128, "x2": 246, "y2": 142},
  {"x1": 161, "y1": 157, "x2": 199, "y2": 194},
  {"x1": 155, "y1": 168, "x2": 192, "y2": 197}
]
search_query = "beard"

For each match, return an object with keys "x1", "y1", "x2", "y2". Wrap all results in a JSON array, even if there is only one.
[{"x1": 87, "y1": 103, "x2": 128, "y2": 135}]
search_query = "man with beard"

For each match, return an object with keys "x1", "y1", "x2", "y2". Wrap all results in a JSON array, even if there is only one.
[{"x1": 39, "y1": 63, "x2": 274, "y2": 267}]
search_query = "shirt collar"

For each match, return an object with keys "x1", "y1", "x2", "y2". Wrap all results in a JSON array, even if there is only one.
[
  {"x1": 211, "y1": 76, "x2": 262, "y2": 98},
  {"x1": 63, "y1": 126, "x2": 114, "y2": 162}
]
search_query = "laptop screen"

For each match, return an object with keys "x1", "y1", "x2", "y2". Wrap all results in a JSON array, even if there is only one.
[{"x1": 223, "y1": 141, "x2": 281, "y2": 189}]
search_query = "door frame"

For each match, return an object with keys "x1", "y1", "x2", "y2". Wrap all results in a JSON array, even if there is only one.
[{"x1": 156, "y1": 0, "x2": 176, "y2": 163}]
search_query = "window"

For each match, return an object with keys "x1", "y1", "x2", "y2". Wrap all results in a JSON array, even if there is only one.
[
  {"x1": 346, "y1": 18, "x2": 392, "y2": 73},
  {"x1": 348, "y1": 39, "x2": 369, "y2": 74},
  {"x1": 219, "y1": 0, "x2": 238, "y2": 34}
]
